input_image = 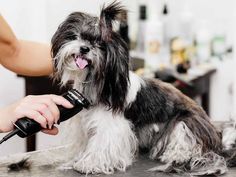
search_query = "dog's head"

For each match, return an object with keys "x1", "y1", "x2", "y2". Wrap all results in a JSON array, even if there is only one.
[{"x1": 51, "y1": 1, "x2": 129, "y2": 112}]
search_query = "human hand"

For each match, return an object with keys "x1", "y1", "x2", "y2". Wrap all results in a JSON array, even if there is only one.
[{"x1": 0, "y1": 94, "x2": 73, "y2": 134}]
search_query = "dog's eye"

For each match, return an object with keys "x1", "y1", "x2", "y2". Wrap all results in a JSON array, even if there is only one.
[
  {"x1": 81, "y1": 33, "x2": 99, "y2": 44},
  {"x1": 65, "y1": 33, "x2": 77, "y2": 41},
  {"x1": 89, "y1": 40, "x2": 96, "y2": 46}
]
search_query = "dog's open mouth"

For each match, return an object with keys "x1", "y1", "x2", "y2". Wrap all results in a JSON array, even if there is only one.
[{"x1": 74, "y1": 55, "x2": 90, "y2": 69}]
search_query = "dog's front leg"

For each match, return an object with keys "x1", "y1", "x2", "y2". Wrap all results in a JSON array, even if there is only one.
[{"x1": 72, "y1": 109, "x2": 137, "y2": 174}]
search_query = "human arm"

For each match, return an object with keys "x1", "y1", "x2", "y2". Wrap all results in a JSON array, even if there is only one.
[
  {"x1": 0, "y1": 95, "x2": 73, "y2": 135},
  {"x1": 0, "y1": 15, "x2": 53, "y2": 76}
]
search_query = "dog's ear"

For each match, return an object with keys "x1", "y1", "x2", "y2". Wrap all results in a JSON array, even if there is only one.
[
  {"x1": 98, "y1": 32, "x2": 129, "y2": 113},
  {"x1": 99, "y1": 1, "x2": 124, "y2": 41}
]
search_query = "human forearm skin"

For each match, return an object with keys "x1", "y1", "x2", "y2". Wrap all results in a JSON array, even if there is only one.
[
  {"x1": 0, "y1": 15, "x2": 53, "y2": 76},
  {"x1": 0, "y1": 40, "x2": 53, "y2": 76}
]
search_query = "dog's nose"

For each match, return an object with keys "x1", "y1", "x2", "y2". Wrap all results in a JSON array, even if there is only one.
[{"x1": 80, "y1": 46, "x2": 90, "y2": 54}]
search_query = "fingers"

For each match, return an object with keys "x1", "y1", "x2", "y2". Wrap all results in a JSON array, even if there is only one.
[
  {"x1": 13, "y1": 94, "x2": 74, "y2": 133},
  {"x1": 41, "y1": 126, "x2": 59, "y2": 135},
  {"x1": 16, "y1": 109, "x2": 48, "y2": 128},
  {"x1": 30, "y1": 112, "x2": 47, "y2": 129},
  {"x1": 32, "y1": 100, "x2": 59, "y2": 128},
  {"x1": 32, "y1": 103, "x2": 55, "y2": 129},
  {"x1": 33, "y1": 95, "x2": 74, "y2": 127},
  {"x1": 47, "y1": 95, "x2": 73, "y2": 108},
  {"x1": 43, "y1": 101, "x2": 59, "y2": 128}
]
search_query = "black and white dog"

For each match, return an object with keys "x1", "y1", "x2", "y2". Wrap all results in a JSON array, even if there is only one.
[
  {"x1": 49, "y1": 1, "x2": 236, "y2": 175},
  {"x1": 6, "y1": 1, "x2": 233, "y2": 176}
]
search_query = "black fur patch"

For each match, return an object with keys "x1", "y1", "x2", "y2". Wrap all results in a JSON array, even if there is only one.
[
  {"x1": 98, "y1": 32, "x2": 129, "y2": 112},
  {"x1": 125, "y1": 79, "x2": 222, "y2": 154},
  {"x1": 8, "y1": 158, "x2": 30, "y2": 172},
  {"x1": 100, "y1": 1, "x2": 125, "y2": 42},
  {"x1": 124, "y1": 80, "x2": 182, "y2": 128}
]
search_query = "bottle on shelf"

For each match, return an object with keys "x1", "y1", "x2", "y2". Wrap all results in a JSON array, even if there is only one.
[
  {"x1": 162, "y1": 1, "x2": 171, "y2": 46},
  {"x1": 144, "y1": 0, "x2": 164, "y2": 72},
  {"x1": 195, "y1": 20, "x2": 212, "y2": 63},
  {"x1": 136, "y1": 5, "x2": 147, "y2": 52}
]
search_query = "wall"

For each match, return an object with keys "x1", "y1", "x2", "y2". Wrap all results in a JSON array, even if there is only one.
[{"x1": 233, "y1": 0, "x2": 236, "y2": 119}]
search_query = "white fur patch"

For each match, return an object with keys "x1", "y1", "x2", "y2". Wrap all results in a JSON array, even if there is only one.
[
  {"x1": 159, "y1": 122, "x2": 199, "y2": 164},
  {"x1": 55, "y1": 41, "x2": 80, "y2": 71},
  {"x1": 222, "y1": 125, "x2": 236, "y2": 150},
  {"x1": 149, "y1": 122, "x2": 227, "y2": 176},
  {"x1": 68, "y1": 106, "x2": 138, "y2": 174},
  {"x1": 126, "y1": 71, "x2": 145, "y2": 105},
  {"x1": 189, "y1": 152, "x2": 227, "y2": 176},
  {"x1": 54, "y1": 40, "x2": 89, "y2": 88}
]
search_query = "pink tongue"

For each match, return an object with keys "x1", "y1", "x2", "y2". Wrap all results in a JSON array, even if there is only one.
[{"x1": 75, "y1": 57, "x2": 88, "y2": 69}]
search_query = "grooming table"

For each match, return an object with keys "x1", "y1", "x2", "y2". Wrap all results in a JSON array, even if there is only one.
[{"x1": 0, "y1": 155, "x2": 236, "y2": 177}]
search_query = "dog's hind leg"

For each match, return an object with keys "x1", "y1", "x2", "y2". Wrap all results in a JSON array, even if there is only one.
[
  {"x1": 149, "y1": 121, "x2": 227, "y2": 175},
  {"x1": 149, "y1": 121, "x2": 200, "y2": 172}
]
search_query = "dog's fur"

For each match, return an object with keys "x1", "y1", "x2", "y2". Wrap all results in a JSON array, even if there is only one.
[
  {"x1": 1, "y1": 1, "x2": 236, "y2": 176},
  {"x1": 49, "y1": 1, "x2": 236, "y2": 175}
]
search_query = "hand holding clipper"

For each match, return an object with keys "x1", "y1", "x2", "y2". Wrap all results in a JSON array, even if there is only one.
[{"x1": 0, "y1": 89, "x2": 89, "y2": 144}]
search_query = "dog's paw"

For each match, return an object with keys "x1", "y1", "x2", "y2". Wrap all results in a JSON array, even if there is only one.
[
  {"x1": 73, "y1": 159, "x2": 114, "y2": 174},
  {"x1": 57, "y1": 160, "x2": 74, "y2": 170}
]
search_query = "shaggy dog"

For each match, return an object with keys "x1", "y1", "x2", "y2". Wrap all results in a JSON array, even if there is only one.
[
  {"x1": 49, "y1": 1, "x2": 235, "y2": 175},
  {"x1": 1, "y1": 1, "x2": 236, "y2": 176}
]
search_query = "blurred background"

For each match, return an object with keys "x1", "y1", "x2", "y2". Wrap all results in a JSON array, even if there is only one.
[{"x1": 0, "y1": 0, "x2": 235, "y2": 156}]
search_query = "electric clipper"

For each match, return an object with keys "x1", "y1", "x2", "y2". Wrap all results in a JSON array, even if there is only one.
[{"x1": 0, "y1": 89, "x2": 89, "y2": 144}]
